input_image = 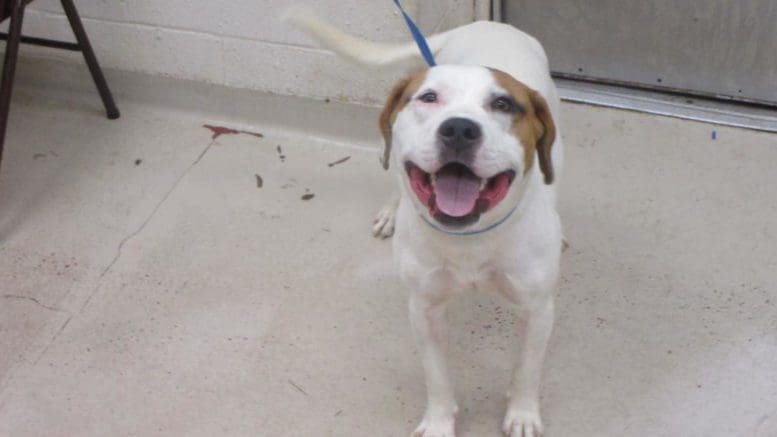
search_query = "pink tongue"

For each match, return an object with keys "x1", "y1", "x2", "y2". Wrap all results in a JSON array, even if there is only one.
[{"x1": 434, "y1": 173, "x2": 481, "y2": 217}]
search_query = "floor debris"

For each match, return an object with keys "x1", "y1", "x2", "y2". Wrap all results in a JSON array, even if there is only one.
[
  {"x1": 327, "y1": 156, "x2": 351, "y2": 167},
  {"x1": 288, "y1": 380, "x2": 308, "y2": 396},
  {"x1": 277, "y1": 145, "x2": 286, "y2": 162}
]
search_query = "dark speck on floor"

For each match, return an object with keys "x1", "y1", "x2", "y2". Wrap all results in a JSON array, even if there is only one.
[
  {"x1": 277, "y1": 145, "x2": 286, "y2": 162},
  {"x1": 134, "y1": 159, "x2": 143, "y2": 166},
  {"x1": 301, "y1": 193, "x2": 315, "y2": 201},
  {"x1": 255, "y1": 174, "x2": 263, "y2": 188}
]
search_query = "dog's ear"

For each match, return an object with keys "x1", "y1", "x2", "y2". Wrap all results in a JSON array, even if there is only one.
[
  {"x1": 488, "y1": 68, "x2": 556, "y2": 185},
  {"x1": 378, "y1": 72, "x2": 425, "y2": 170},
  {"x1": 378, "y1": 77, "x2": 412, "y2": 170},
  {"x1": 528, "y1": 89, "x2": 556, "y2": 185}
]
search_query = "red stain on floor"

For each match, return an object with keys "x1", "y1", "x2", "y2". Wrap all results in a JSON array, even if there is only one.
[
  {"x1": 203, "y1": 124, "x2": 239, "y2": 139},
  {"x1": 203, "y1": 124, "x2": 264, "y2": 140}
]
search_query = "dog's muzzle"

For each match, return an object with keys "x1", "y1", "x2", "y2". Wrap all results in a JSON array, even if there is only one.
[{"x1": 405, "y1": 161, "x2": 516, "y2": 228}]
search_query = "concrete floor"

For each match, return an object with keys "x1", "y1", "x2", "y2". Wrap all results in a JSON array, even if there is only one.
[{"x1": 1, "y1": 60, "x2": 776, "y2": 437}]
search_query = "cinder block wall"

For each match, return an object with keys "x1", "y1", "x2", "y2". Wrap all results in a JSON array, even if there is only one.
[{"x1": 12, "y1": 0, "x2": 484, "y2": 106}]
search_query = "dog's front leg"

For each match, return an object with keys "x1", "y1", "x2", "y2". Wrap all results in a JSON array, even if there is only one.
[
  {"x1": 496, "y1": 272, "x2": 556, "y2": 437},
  {"x1": 372, "y1": 195, "x2": 399, "y2": 239},
  {"x1": 408, "y1": 270, "x2": 458, "y2": 437}
]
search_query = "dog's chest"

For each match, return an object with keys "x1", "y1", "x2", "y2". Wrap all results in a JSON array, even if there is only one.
[{"x1": 428, "y1": 237, "x2": 507, "y2": 289}]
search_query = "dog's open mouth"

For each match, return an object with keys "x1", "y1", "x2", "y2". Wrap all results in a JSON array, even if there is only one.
[{"x1": 405, "y1": 162, "x2": 516, "y2": 227}]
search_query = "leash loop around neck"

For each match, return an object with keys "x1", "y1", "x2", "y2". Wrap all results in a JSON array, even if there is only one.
[
  {"x1": 393, "y1": 0, "x2": 437, "y2": 67},
  {"x1": 419, "y1": 204, "x2": 519, "y2": 236}
]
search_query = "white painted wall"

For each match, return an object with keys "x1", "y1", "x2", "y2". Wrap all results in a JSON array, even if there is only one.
[{"x1": 12, "y1": 0, "x2": 483, "y2": 105}]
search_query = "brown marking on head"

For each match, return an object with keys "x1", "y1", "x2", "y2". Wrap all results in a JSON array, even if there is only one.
[
  {"x1": 378, "y1": 70, "x2": 427, "y2": 170},
  {"x1": 488, "y1": 68, "x2": 557, "y2": 184}
]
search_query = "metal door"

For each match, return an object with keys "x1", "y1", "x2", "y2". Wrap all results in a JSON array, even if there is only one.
[{"x1": 502, "y1": 0, "x2": 777, "y2": 106}]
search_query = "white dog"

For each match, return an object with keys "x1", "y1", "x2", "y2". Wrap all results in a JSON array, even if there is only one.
[{"x1": 288, "y1": 9, "x2": 564, "y2": 437}]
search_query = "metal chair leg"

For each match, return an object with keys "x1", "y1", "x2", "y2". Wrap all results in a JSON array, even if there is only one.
[
  {"x1": 0, "y1": 0, "x2": 25, "y2": 170},
  {"x1": 60, "y1": 0, "x2": 119, "y2": 119}
]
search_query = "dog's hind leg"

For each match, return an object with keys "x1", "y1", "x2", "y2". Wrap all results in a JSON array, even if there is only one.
[{"x1": 372, "y1": 195, "x2": 399, "y2": 239}]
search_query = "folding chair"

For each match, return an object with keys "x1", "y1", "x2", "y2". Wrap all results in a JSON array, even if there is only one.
[{"x1": 0, "y1": 0, "x2": 119, "y2": 170}]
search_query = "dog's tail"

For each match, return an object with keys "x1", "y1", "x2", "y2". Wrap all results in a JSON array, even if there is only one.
[{"x1": 283, "y1": 6, "x2": 449, "y2": 67}]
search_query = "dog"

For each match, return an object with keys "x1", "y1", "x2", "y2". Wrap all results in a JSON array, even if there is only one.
[{"x1": 288, "y1": 9, "x2": 564, "y2": 437}]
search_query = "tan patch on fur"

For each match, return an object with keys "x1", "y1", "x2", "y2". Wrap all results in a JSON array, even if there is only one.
[
  {"x1": 378, "y1": 70, "x2": 427, "y2": 170},
  {"x1": 488, "y1": 68, "x2": 556, "y2": 184}
]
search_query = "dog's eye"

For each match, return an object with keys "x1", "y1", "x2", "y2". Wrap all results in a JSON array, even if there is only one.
[
  {"x1": 491, "y1": 96, "x2": 515, "y2": 112},
  {"x1": 418, "y1": 91, "x2": 438, "y2": 103}
]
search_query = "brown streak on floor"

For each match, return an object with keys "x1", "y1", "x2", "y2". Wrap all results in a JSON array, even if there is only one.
[
  {"x1": 327, "y1": 156, "x2": 351, "y2": 167},
  {"x1": 240, "y1": 130, "x2": 264, "y2": 139}
]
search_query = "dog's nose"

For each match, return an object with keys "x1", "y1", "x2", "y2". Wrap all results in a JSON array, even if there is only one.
[{"x1": 437, "y1": 117, "x2": 481, "y2": 151}]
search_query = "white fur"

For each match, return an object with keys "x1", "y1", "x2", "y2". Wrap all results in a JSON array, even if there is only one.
[{"x1": 288, "y1": 10, "x2": 564, "y2": 437}]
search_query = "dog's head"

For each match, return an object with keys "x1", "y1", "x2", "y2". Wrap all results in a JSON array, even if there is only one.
[{"x1": 379, "y1": 65, "x2": 556, "y2": 230}]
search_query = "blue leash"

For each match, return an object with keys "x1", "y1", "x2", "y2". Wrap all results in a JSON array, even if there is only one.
[{"x1": 393, "y1": 0, "x2": 437, "y2": 66}]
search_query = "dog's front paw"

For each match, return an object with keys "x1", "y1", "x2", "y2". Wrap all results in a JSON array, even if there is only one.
[
  {"x1": 502, "y1": 407, "x2": 543, "y2": 437},
  {"x1": 372, "y1": 203, "x2": 397, "y2": 239},
  {"x1": 411, "y1": 415, "x2": 456, "y2": 437}
]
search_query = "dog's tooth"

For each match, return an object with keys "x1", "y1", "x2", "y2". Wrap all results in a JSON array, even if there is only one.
[
  {"x1": 479, "y1": 178, "x2": 487, "y2": 190},
  {"x1": 430, "y1": 173, "x2": 437, "y2": 187}
]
